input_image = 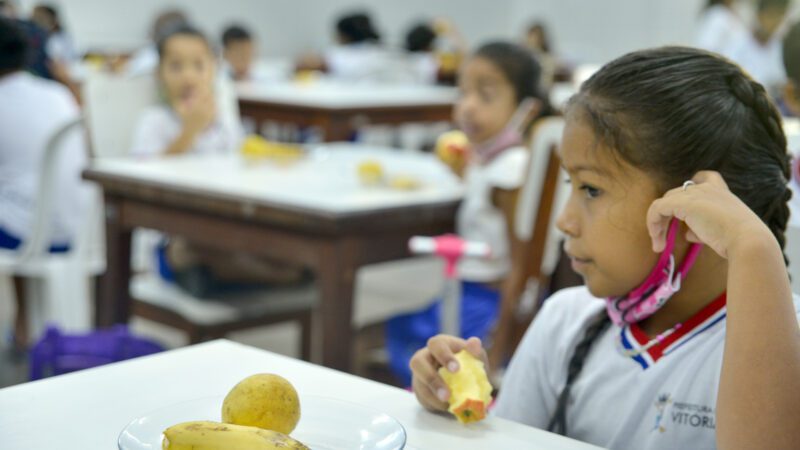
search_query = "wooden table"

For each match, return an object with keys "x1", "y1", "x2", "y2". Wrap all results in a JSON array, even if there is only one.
[
  {"x1": 84, "y1": 145, "x2": 462, "y2": 371},
  {"x1": 0, "y1": 340, "x2": 605, "y2": 450},
  {"x1": 237, "y1": 81, "x2": 457, "y2": 141}
]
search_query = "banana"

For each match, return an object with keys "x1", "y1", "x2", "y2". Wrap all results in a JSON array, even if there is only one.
[{"x1": 162, "y1": 420, "x2": 310, "y2": 450}]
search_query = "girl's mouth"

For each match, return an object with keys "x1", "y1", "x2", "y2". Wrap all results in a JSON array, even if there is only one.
[{"x1": 565, "y1": 250, "x2": 592, "y2": 272}]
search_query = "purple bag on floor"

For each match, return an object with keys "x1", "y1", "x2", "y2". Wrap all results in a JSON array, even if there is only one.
[{"x1": 29, "y1": 325, "x2": 164, "y2": 380}]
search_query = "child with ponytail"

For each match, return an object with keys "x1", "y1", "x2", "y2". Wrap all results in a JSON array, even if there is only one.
[{"x1": 410, "y1": 46, "x2": 800, "y2": 450}]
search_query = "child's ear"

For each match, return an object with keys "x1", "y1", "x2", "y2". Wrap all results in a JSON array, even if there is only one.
[{"x1": 784, "y1": 82, "x2": 800, "y2": 117}]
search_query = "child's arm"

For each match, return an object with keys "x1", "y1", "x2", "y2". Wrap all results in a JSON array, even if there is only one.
[
  {"x1": 164, "y1": 92, "x2": 216, "y2": 156},
  {"x1": 647, "y1": 171, "x2": 800, "y2": 450}
]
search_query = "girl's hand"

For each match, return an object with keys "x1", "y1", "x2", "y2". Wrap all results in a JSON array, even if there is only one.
[
  {"x1": 646, "y1": 171, "x2": 775, "y2": 259},
  {"x1": 177, "y1": 89, "x2": 216, "y2": 136},
  {"x1": 410, "y1": 335, "x2": 487, "y2": 412}
]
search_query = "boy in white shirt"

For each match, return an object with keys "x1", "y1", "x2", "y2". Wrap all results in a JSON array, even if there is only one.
[
  {"x1": 130, "y1": 25, "x2": 308, "y2": 297},
  {"x1": 130, "y1": 25, "x2": 243, "y2": 156}
]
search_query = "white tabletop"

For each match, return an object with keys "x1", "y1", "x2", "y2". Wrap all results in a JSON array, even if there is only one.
[
  {"x1": 0, "y1": 340, "x2": 604, "y2": 450},
  {"x1": 89, "y1": 144, "x2": 463, "y2": 215},
  {"x1": 236, "y1": 80, "x2": 458, "y2": 109}
]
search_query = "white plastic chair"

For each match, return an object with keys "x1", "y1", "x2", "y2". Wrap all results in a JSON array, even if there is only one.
[
  {"x1": 0, "y1": 117, "x2": 105, "y2": 341},
  {"x1": 83, "y1": 72, "x2": 158, "y2": 158},
  {"x1": 490, "y1": 116, "x2": 568, "y2": 369}
]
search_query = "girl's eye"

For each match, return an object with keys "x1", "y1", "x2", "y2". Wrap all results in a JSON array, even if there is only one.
[
  {"x1": 580, "y1": 184, "x2": 601, "y2": 199},
  {"x1": 565, "y1": 179, "x2": 601, "y2": 199}
]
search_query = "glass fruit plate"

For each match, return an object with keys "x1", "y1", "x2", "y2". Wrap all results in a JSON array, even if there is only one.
[{"x1": 118, "y1": 395, "x2": 406, "y2": 450}]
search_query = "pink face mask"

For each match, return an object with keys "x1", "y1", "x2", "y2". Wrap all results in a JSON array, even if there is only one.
[
  {"x1": 472, "y1": 98, "x2": 537, "y2": 165},
  {"x1": 606, "y1": 219, "x2": 703, "y2": 327}
]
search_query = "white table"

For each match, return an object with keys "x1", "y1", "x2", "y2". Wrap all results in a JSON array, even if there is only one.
[
  {"x1": 0, "y1": 340, "x2": 604, "y2": 450},
  {"x1": 236, "y1": 81, "x2": 458, "y2": 141},
  {"x1": 83, "y1": 145, "x2": 463, "y2": 371}
]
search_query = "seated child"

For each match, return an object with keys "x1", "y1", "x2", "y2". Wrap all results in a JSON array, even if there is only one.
[
  {"x1": 221, "y1": 24, "x2": 255, "y2": 82},
  {"x1": 386, "y1": 42, "x2": 550, "y2": 384},
  {"x1": 131, "y1": 24, "x2": 242, "y2": 156},
  {"x1": 0, "y1": 17, "x2": 87, "y2": 348},
  {"x1": 130, "y1": 25, "x2": 306, "y2": 296},
  {"x1": 411, "y1": 46, "x2": 800, "y2": 450}
]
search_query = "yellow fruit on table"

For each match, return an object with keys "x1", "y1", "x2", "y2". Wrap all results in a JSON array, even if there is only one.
[
  {"x1": 162, "y1": 420, "x2": 309, "y2": 450},
  {"x1": 388, "y1": 175, "x2": 421, "y2": 190},
  {"x1": 435, "y1": 130, "x2": 469, "y2": 167},
  {"x1": 357, "y1": 160, "x2": 385, "y2": 186},
  {"x1": 240, "y1": 135, "x2": 304, "y2": 163},
  {"x1": 222, "y1": 374, "x2": 301, "y2": 435},
  {"x1": 438, "y1": 350, "x2": 493, "y2": 424}
]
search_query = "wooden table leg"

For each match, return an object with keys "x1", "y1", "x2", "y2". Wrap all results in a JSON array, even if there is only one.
[
  {"x1": 96, "y1": 196, "x2": 133, "y2": 327},
  {"x1": 320, "y1": 114, "x2": 354, "y2": 142},
  {"x1": 316, "y1": 237, "x2": 359, "y2": 371}
]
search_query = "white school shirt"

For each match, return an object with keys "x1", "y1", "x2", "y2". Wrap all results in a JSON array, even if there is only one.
[
  {"x1": 46, "y1": 31, "x2": 78, "y2": 64},
  {"x1": 130, "y1": 104, "x2": 244, "y2": 157},
  {"x1": 695, "y1": 5, "x2": 747, "y2": 56},
  {"x1": 325, "y1": 43, "x2": 395, "y2": 83},
  {"x1": 495, "y1": 286, "x2": 800, "y2": 450},
  {"x1": 456, "y1": 146, "x2": 528, "y2": 282},
  {"x1": 0, "y1": 71, "x2": 87, "y2": 243},
  {"x1": 722, "y1": 31, "x2": 786, "y2": 96}
]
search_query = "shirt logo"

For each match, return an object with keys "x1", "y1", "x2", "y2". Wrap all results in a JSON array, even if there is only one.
[
  {"x1": 652, "y1": 393, "x2": 716, "y2": 434},
  {"x1": 653, "y1": 394, "x2": 672, "y2": 433}
]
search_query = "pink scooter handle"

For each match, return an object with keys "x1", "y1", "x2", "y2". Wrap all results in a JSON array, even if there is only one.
[{"x1": 409, "y1": 234, "x2": 491, "y2": 279}]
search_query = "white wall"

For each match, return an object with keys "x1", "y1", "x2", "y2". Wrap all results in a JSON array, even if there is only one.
[
  {"x1": 509, "y1": 0, "x2": 707, "y2": 64},
  {"x1": 17, "y1": 0, "x2": 514, "y2": 57},
  {"x1": 20, "y1": 0, "x2": 799, "y2": 67}
]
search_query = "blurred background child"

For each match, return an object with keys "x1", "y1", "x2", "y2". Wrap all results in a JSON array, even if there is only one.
[{"x1": 385, "y1": 41, "x2": 551, "y2": 385}]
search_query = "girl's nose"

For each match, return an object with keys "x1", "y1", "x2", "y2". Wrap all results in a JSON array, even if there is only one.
[{"x1": 556, "y1": 199, "x2": 579, "y2": 238}]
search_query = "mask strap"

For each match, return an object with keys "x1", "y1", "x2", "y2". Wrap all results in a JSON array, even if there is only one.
[
  {"x1": 474, "y1": 97, "x2": 537, "y2": 164},
  {"x1": 626, "y1": 219, "x2": 680, "y2": 299}
]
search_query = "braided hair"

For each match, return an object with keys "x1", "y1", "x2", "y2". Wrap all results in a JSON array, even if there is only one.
[{"x1": 548, "y1": 46, "x2": 792, "y2": 436}]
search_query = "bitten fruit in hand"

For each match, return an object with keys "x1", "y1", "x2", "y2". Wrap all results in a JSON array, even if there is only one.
[
  {"x1": 435, "y1": 130, "x2": 469, "y2": 169},
  {"x1": 438, "y1": 350, "x2": 493, "y2": 424},
  {"x1": 222, "y1": 374, "x2": 301, "y2": 435}
]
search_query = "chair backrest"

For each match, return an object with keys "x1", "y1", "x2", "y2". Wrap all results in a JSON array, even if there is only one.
[
  {"x1": 82, "y1": 72, "x2": 158, "y2": 158},
  {"x1": 490, "y1": 116, "x2": 567, "y2": 371},
  {"x1": 16, "y1": 117, "x2": 86, "y2": 264},
  {"x1": 515, "y1": 116, "x2": 568, "y2": 278},
  {"x1": 83, "y1": 71, "x2": 242, "y2": 158}
]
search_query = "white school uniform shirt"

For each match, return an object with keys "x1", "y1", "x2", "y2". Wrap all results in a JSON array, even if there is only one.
[
  {"x1": 722, "y1": 31, "x2": 786, "y2": 96},
  {"x1": 130, "y1": 104, "x2": 244, "y2": 157},
  {"x1": 695, "y1": 5, "x2": 748, "y2": 55},
  {"x1": 0, "y1": 71, "x2": 87, "y2": 243},
  {"x1": 46, "y1": 31, "x2": 78, "y2": 64},
  {"x1": 495, "y1": 286, "x2": 800, "y2": 450},
  {"x1": 325, "y1": 43, "x2": 395, "y2": 83},
  {"x1": 126, "y1": 44, "x2": 159, "y2": 77},
  {"x1": 456, "y1": 146, "x2": 528, "y2": 282}
]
